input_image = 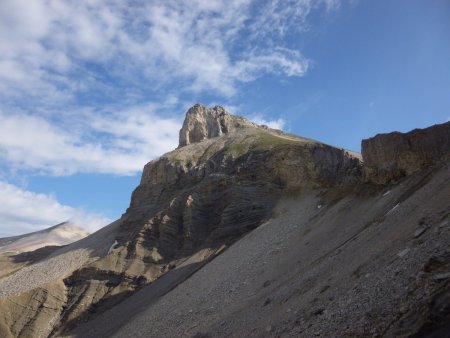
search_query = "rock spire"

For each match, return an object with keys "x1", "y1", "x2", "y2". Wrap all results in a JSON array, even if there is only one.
[{"x1": 178, "y1": 104, "x2": 232, "y2": 147}]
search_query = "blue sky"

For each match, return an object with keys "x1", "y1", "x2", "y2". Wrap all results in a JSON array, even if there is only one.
[{"x1": 0, "y1": 0, "x2": 449, "y2": 236}]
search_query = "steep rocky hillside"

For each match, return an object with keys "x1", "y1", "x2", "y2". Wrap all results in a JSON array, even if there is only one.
[
  {"x1": 0, "y1": 104, "x2": 448, "y2": 338},
  {"x1": 68, "y1": 163, "x2": 450, "y2": 338}
]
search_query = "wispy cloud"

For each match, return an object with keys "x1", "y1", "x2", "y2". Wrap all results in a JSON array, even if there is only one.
[
  {"x1": 0, "y1": 0, "x2": 333, "y2": 106},
  {"x1": 0, "y1": 181, "x2": 110, "y2": 237},
  {"x1": 249, "y1": 114, "x2": 286, "y2": 130},
  {"x1": 0, "y1": 104, "x2": 181, "y2": 176}
]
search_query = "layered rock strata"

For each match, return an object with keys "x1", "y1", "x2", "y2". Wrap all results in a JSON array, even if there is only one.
[{"x1": 362, "y1": 121, "x2": 450, "y2": 184}]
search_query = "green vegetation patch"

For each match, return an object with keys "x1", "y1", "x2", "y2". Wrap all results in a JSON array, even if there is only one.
[
  {"x1": 222, "y1": 131, "x2": 302, "y2": 158},
  {"x1": 165, "y1": 130, "x2": 304, "y2": 166},
  {"x1": 252, "y1": 131, "x2": 300, "y2": 150}
]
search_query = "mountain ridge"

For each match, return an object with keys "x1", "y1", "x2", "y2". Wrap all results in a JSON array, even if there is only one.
[{"x1": 0, "y1": 222, "x2": 89, "y2": 255}]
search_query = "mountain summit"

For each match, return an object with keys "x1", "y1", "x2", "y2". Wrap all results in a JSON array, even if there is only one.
[
  {"x1": 0, "y1": 105, "x2": 449, "y2": 338},
  {"x1": 178, "y1": 104, "x2": 234, "y2": 147}
]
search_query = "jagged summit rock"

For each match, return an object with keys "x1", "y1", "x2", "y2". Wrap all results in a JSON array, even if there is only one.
[{"x1": 178, "y1": 104, "x2": 234, "y2": 148}]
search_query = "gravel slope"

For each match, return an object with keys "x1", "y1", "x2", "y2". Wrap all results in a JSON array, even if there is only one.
[
  {"x1": 63, "y1": 162, "x2": 450, "y2": 338},
  {"x1": 0, "y1": 219, "x2": 122, "y2": 298}
]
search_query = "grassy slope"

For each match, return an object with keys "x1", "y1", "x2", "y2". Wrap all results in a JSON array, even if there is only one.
[{"x1": 165, "y1": 127, "x2": 316, "y2": 167}]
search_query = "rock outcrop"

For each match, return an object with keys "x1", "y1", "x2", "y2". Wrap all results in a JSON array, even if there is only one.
[
  {"x1": 362, "y1": 121, "x2": 450, "y2": 184},
  {"x1": 123, "y1": 105, "x2": 362, "y2": 273},
  {"x1": 178, "y1": 104, "x2": 233, "y2": 147}
]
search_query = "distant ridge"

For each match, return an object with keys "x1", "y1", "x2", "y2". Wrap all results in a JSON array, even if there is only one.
[{"x1": 0, "y1": 222, "x2": 89, "y2": 254}]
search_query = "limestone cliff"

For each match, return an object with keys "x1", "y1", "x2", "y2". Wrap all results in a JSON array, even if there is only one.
[
  {"x1": 362, "y1": 121, "x2": 450, "y2": 184},
  {"x1": 117, "y1": 104, "x2": 361, "y2": 279},
  {"x1": 179, "y1": 104, "x2": 235, "y2": 147}
]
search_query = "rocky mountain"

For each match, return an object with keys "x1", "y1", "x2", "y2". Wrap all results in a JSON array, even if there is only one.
[{"x1": 0, "y1": 104, "x2": 449, "y2": 338}]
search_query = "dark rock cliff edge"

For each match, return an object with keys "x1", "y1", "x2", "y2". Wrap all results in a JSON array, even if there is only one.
[{"x1": 362, "y1": 121, "x2": 450, "y2": 184}]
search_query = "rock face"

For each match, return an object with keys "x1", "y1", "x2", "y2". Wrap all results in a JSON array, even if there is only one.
[
  {"x1": 124, "y1": 105, "x2": 361, "y2": 271},
  {"x1": 130, "y1": 136, "x2": 361, "y2": 261},
  {"x1": 362, "y1": 121, "x2": 450, "y2": 184},
  {"x1": 178, "y1": 104, "x2": 232, "y2": 147}
]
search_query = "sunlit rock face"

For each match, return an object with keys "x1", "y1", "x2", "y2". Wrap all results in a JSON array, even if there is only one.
[{"x1": 178, "y1": 104, "x2": 232, "y2": 147}]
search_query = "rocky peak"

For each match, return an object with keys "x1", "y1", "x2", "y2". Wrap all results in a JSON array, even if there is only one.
[{"x1": 178, "y1": 104, "x2": 232, "y2": 148}]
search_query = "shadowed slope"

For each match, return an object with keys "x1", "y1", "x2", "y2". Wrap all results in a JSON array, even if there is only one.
[{"x1": 65, "y1": 161, "x2": 450, "y2": 338}]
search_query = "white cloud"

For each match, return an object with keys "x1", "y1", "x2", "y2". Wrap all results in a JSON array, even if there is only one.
[
  {"x1": 0, "y1": 106, "x2": 180, "y2": 176},
  {"x1": 248, "y1": 0, "x2": 312, "y2": 38},
  {"x1": 0, "y1": 181, "x2": 110, "y2": 237},
  {"x1": 323, "y1": 0, "x2": 342, "y2": 11},
  {"x1": 249, "y1": 114, "x2": 286, "y2": 130},
  {"x1": 0, "y1": 0, "x2": 333, "y2": 104},
  {"x1": 235, "y1": 49, "x2": 310, "y2": 82}
]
